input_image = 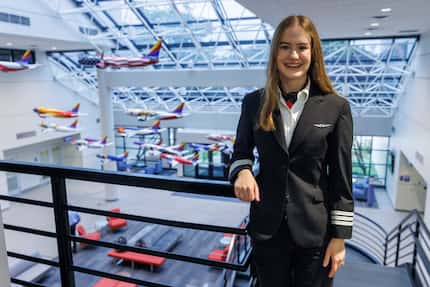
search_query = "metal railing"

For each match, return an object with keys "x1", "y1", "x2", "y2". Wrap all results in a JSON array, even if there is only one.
[
  {"x1": 0, "y1": 160, "x2": 252, "y2": 287},
  {"x1": 348, "y1": 208, "x2": 430, "y2": 287},
  {"x1": 384, "y1": 210, "x2": 430, "y2": 287}
]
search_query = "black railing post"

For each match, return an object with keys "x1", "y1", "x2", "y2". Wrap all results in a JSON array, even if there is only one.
[
  {"x1": 383, "y1": 234, "x2": 388, "y2": 265},
  {"x1": 412, "y1": 219, "x2": 420, "y2": 281},
  {"x1": 51, "y1": 176, "x2": 75, "y2": 287},
  {"x1": 395, "y1": 224, "x2": 402, "y2": 266}
]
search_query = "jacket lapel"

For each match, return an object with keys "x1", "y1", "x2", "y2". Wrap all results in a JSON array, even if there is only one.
[
  {"x1": 272, "y1": 108, "x2": 289, "y2": 155},
  {"x1": 288, "y1": 84, "x2": 325, "y2": 155}
]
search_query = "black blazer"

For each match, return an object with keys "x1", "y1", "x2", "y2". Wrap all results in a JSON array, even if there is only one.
[{"x1": 229, "y1": 83, "x2": 354, "y2": 248}]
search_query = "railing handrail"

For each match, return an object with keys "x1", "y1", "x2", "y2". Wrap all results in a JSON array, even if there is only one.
[{"x1": 0, "y1": 160, "x2": 234, "y2": 197}]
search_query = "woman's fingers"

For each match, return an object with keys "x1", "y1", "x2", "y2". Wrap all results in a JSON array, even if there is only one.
[{"x1": 234, "y1": 183, "x2": 258, "y2": 202}]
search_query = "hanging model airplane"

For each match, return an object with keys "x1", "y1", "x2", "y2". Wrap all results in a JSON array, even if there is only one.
[
  {"x1": 161, "y1": 152, "x2": 200, "y2": 165},
  {"x1": 0, "y1": 50, "x2": 40, "y2": 72},
  {"x1": 116, "y1": 120, "x2": 164, "y2": 137},
  {"x1": 71, "y1": 136, "x2": 112, "y2": 151},
  {"x1": 125, "y1": 102, "x2": 187, "y2": 121},
  {"x1": 33, "y1": 103, "x2": 86, "y2": 118},
  {"x1": 78, "y1": 39, "x2": 162, "y2": 69},
  {"x1": 207, "y1": 134, "x2": 235, "y2": 143},
  {"x1": 133, "y1": 141, "x2": 187, "y2": 156},
  {"x1": 96, "y1": 151, "x2": 129, "y2": 162},
  {"x1": 187, "y1": 142, "x2": 228, "y2": 152},
  {"x1": 39, "y1": 119, "x2": 80, "y2": 133}
]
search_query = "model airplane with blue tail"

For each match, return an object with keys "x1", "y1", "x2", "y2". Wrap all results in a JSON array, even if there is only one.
[
  {"x1": 117, "y1": 120, "x2": 164, "y2": 137},
  {"x1": 96, "y1": 151, "x2": 129, "y2": 162},
  {"x1": 78, "y1": 39, "x2": 162, "y2": 69},
  {"x1": 40, "y1": 119, "x2": 80, "y2": 133},
  {"x1": 0, "y1": 50, "x2": 40, "y2": 72},
  {"x1": 33, "y1": 103, "x2": 86, "y2": 118}
]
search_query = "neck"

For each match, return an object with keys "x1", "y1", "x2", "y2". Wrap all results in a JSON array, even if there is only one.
[{"x1": 280, "y1": 77, "x2": 307, "y2": 94}]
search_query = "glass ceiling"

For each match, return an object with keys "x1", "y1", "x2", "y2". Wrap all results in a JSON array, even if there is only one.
[{"x1": 46, "y1": 0, "x2": 418, "y2": 117}]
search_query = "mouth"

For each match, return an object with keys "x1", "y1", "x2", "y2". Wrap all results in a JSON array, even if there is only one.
[{"x1": 284, "y1": 63, "x2": 302, "y2": 69}]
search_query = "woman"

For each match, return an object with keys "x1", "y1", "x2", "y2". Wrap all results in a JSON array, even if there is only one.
[{"x1": 229, "y1": 15, "x2": 353, "y2": 286}]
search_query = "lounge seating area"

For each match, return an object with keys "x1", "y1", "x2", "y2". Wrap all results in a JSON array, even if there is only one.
[
  {"x1": 208, "y1": 233, "x2": 234, "y2": 262},
  {"x1": 77, "y1": 224, "x2": 101, "y2": 248},
  {"x1": 107, "y1": 225, "x2": 183, "y2": 271},
  {"x1": 107, "y1": 208, "x2": 128, "y2": 231},
  {"x1": 353, "y1": 177, "x2": 376, "y2": 207}
]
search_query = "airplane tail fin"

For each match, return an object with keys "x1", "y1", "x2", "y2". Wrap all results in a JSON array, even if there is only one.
[
  {"x1": 192, "y1": 152, "x2": 200, "y2": 162},
  {"x1": 17, "y1": 50, "x2": 32, "y2": 64},
  {"x1": 69, "y1": 119, "x2": 78, "y2": 128},
  {"x1": 152, "y1": 120, "x2": 161, "y2": 130},
  {"x1": 177, "y1": 143, "x2": 186, "y2": 150},
  {"x1": 146, "y1": 39, "x2": 162, "y2": 59},
  {"x1": 71, "y1": 103, "x2": 80, "y2": 113},
  {"x1": 100, "y1": 136, "x2": 108, "y2": 144},
  {"x1": 172, "y1": 102, "x2": 185, "y2": 114}
]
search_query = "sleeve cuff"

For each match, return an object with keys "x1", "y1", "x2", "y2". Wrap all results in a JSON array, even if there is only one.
[
  {"x1": 330, "y1": 210, "x2": 353, "y2": 239},
  {"x1": 228, "y1": 159, "x2": 253, "y2": 183}
]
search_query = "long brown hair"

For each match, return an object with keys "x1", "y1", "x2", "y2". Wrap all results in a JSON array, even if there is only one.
[{"x1": 259, "y1": 15, "x2": 337, "y2": 131}]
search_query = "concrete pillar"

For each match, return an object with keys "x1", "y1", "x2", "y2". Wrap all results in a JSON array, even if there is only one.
[{"x1": 98, "y1": 71, "x2": 118, "y2": 201}]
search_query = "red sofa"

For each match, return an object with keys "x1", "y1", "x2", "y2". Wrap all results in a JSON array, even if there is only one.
[
  {"x1": 208, "y1": 244, "x2": 230, "y2": 262},
  {"x1": 93, "y1": 277, "x2": 136, "y2": 287},
  {"x1": 76, "y1": 224, "x2": 101, "y2": 248},
  {"x1": 108, "y1": 250, "x2": 166, "y2": 272},
  {"x1": 106, "y1": 208, "x2": 128, "y2": 230}
]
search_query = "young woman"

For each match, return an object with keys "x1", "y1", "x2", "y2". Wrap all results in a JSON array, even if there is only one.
[{"x1": 229, "y1": 15, "x2": 353, "y2": 286}]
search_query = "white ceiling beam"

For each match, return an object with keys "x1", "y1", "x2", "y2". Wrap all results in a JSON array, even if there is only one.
[{"x1": 103, "y1": 68, "x2": 265, "y2": 87}]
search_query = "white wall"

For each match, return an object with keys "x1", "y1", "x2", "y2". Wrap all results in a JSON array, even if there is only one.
[
  {"x1": 0, "y1": 0, "x2": 85, "y2": 44},
  {"x1": 389, "y1": 31, "x2": 430, "y2": 224},
  {"x1": 0, "y1": 50, "x2": 101, "y2": 195}
]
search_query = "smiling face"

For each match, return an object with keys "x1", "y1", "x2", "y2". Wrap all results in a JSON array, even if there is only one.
[{"x1": 276, "y1": 24, "x2": 312, "y2": 92}]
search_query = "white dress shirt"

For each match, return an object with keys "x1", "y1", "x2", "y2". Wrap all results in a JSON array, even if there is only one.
[{"x1": 278, "y1": 80, "x2": 311, "y2": 148}]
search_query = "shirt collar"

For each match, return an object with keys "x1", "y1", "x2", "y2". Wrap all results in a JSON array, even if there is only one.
[{"x1": 278, "y1": 78, "x2": 311, "y2": 105}]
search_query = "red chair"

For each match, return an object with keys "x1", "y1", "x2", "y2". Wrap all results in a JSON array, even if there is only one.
[
  {"x1": 106, "y1": 208, "x2": 128, "y2": 231},
  {"x1": 208, "y1": 244, "x2": 230, "y2": 262},
  {"x1": 76, "y1": 224, "x2": 101, "y2": 248}
]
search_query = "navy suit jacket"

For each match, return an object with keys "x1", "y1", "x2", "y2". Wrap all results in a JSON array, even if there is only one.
[{"x1": 229, "y1": 83, "x2": 354, "y2": 248}]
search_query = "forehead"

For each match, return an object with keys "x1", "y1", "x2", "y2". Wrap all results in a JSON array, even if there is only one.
[{"x1": 280, "y1": 25, "x2": 311, "y2": 44}]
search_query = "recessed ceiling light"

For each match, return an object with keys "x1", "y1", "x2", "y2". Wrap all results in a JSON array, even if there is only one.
[
  {"x1": 370, "y1": 22, "x2": 380, "y2": 27},
  {"x1": 365, "y1": 32, "x2": 372, "y2": 36},
  {"x1": 381, "y1": 8, "x2": 392, "y2": 13},
  {"x1": 6, "y1": 42, "x2": 12, "y2": 46},
  {"x1": 52, "y1": 46, "x2": 57, "y2": 50}
]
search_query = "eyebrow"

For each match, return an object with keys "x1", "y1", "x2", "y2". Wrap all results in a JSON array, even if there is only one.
[{"x1": 279, "y1": 41, "x2": 310, "y2": 46}]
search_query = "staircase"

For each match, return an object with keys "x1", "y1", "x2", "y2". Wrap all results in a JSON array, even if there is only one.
[{"x1": 335, "y1": 262, "x2": 414, "y2": 286}]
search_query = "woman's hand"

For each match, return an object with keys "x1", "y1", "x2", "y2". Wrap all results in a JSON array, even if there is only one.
[
  {"x1": 323, "y1": 238, "x2": 346, "y2": 278},
  {"x1": 234, "y1": 169, "x2": 260, "y2": 202}
]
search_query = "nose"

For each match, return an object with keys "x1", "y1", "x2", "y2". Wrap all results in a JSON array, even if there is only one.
[{"x1": 289, "y1": 49, "x2": 299, "y2": 59}]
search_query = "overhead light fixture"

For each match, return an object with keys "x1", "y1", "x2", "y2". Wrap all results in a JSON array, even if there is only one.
[
  {"x1": 381, "y1": 8, "x2": 392, "y2": 13},
  {"x1": 370, "y1": 22, "x2": 380, "y2": 27},
  {"x1": 6, "y1": 42, "x2": 12, "y2": 46},
  {"x1": 52, "y1": 46, "x2": 57, "y2": 50},
  {"x1": 365, "y1": 32, "x2": 372, "y2": 36}
]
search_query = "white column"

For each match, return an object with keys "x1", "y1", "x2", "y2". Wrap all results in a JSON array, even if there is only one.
[{"x1": 98, "y1": 70, "x2": 118, "y2": 201}]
